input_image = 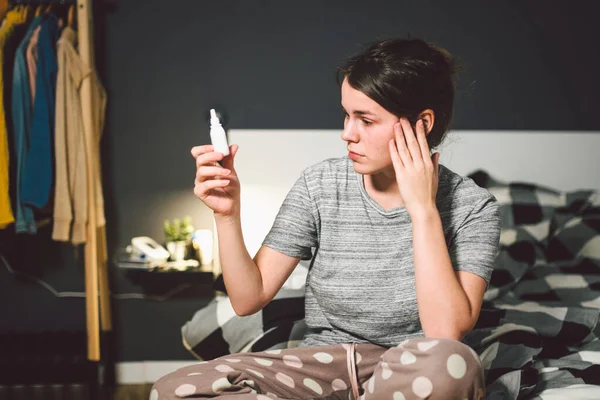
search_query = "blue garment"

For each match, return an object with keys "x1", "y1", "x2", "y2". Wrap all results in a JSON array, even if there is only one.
[
  {"x1": 21, "y1": 14, "x2": 59, "y2": 210},
  {"x1": 11, "y1": 15, "x2": 43, "y2": 234}
]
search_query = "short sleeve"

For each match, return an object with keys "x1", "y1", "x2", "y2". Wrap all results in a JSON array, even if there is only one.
[
  {"x1": 449, "y1": 195, "x2": 501, "y2": 286},
  {"x1": 262, "y1": 172, "x2": 319, "y2": 260}
]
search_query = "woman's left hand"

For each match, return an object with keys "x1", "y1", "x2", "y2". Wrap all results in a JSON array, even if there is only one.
[{"x1": 389, "y1": 118, "x2": 440, "y2": 219}]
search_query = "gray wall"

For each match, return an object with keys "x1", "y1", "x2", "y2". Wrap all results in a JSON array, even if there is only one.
[{"x1": 1, "y1": 0, "x2": 598, "y2": 362}]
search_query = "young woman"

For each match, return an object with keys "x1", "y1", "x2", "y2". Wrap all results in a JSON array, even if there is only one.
[{"x1": 152, "y1": 38, "x2": 501, "y2": 400}]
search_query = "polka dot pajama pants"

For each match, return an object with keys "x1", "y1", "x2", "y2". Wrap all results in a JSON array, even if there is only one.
[{"x1": 151, "y1": 337, "x2": 485, "y2": 400}]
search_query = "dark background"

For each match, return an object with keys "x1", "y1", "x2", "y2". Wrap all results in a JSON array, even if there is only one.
[{"x1": 1, "y1": 0, "x2": 598, "y2": 362}]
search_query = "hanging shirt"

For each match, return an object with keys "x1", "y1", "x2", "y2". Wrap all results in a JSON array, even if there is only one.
[
  {"x1": 26, "y1": 25, "x2": 42, "y2": 103},
  {"x1": 53, "y1": 26, "x2": 107, "y2": 244},
  {"x1": 1, "y1": 10, "x2": 29, "y2": 230},
  {"x1": 0, "y1": 10, "x2": 26, "y2": 228},
  {"x1": 11, "y1": 15, "x2": 44, "y2": 234},
  {"x1": 53, "y1": 26, "x2": 85, "y2": 243},
  {"x1": 21, "y1": 14, "x2": 59, "y2": 211}
]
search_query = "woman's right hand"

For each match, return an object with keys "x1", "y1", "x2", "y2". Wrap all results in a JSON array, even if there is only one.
[{"x1": 192, "y1": 144, "x2": 240, "y2": 218}]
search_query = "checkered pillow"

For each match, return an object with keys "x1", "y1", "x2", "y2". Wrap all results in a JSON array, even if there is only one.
[
  {"x1": 468, "y1": 170, "x2": 563, "y2": 243},
  {"x1": 546, "y1": 192, "x2": 600, "y2": 262},
  {"x1": 468, "y1": 170, "x2": 599, "y2": 301}
]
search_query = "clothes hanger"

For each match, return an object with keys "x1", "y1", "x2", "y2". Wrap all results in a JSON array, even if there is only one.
[
  {"x1": 3, "y1": 5, "x2": 30, "y2": 24},
  {"x1": 17, "y1": 5, "x2": 29, "y2": 22},
  {"x1": 24, "y1": 5, "x2": 33, "y2": 22}
]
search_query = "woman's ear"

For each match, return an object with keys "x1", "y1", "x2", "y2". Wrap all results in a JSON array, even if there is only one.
[{"x1": 418, "y1": 109, "x2": 435, "y2": 135}]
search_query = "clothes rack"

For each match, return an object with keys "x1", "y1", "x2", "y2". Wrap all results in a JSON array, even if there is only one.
[{"x1": 2, "y1": 0, "x2": 111, "y2": 363}]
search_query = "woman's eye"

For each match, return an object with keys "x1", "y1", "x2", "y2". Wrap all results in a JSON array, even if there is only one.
[{"x1": 363, "y1": 119, "x2": 372, "y2": 126}]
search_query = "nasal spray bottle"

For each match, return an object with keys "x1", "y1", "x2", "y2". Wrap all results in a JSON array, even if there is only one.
[{"x1": 210, "y1": 109, "x2": 230, "y2": 156}]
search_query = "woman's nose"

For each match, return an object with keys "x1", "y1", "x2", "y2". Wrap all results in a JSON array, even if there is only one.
[{"x1": 341, "y1": 121, "x2": 358, "y2": 142}]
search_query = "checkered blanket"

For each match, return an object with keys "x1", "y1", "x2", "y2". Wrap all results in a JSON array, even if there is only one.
[
  {"x1": 462, "y1": 171, "x2": 600, "y2": 399},
  {"x1": 182, "y1": 170, "x2": 600, "y2": 399},
  {"x1": 181, "y1": 263, "x2": 309, "y2": 359}
]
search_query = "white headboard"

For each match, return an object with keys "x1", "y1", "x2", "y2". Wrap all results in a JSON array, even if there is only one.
[{"x1": 229, "y1": 129, "x2": 600, "y2": 257}]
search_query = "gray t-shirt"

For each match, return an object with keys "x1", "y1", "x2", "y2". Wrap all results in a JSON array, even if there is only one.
[{"x1": 262, "y1": 156, "x2": 501, "y2": 348}]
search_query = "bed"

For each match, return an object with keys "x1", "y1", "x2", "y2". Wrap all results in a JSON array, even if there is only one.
[{"x1": 182, "y1": 130, "x2": 600, "y2": 399}]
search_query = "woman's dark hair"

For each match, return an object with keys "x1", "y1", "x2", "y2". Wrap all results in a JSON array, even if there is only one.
[{"x1": 337, "y1": 38, "x2": 461, "y2": 150}]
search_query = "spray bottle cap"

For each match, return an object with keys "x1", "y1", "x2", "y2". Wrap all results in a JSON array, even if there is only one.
[{"x1": 210, "y1": 109, "x2": 221, "y2": 127}]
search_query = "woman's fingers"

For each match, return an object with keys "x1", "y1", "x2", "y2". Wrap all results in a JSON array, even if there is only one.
[
  {"x1": 394, "y1": 122, "x2": 412, "y2": 165},
  {"x1": 221, "y1": 144, "x2": 238, "y2": 170},
  {"x1": 196, "y1": 151, "x2": 224, "y2": 168},
  {"x1": 196, "y1": 166, "x2": 231, "y2": 182},
  {"x1": 399, "y1": 118, "x2": 423, "y2": 166},
  {"x1": 194, "y1": 179, "x2": 230, "y2": 198},
  {"x1": 389, "y1": 139, "x2": 404, "y2": 170},
  {"x1": 415, "y1": 119, "x2": 432, "y2": 165},
  {"x1": 191, "y1": 144, "x2": 214, "y2": 158}
]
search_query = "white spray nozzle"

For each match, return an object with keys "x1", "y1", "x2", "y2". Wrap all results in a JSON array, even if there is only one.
[
  {"x1": 210, "y1": 109, "x2": 220, "y2": 126},
  {"x1": 209, "y1": 108, "x2": 230, "y2": 156}
]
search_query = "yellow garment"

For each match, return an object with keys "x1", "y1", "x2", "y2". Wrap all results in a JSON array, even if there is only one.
[
  {"x1": 52, "y1": 27, "x2": 106, "y2": 244},
  {"x1": 0, "y1": 9, "x2": 27, "y2": 229}
]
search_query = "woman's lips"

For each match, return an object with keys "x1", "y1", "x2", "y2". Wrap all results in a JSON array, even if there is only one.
[{"x1": 348, "y1": 151, "x2": 363, "y2": 160}]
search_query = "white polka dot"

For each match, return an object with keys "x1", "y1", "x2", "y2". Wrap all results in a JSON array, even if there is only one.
[
  {"x1": 187, "y1": 372, "x2": 202, "y2": 376},
  {"x1": 226, "y1": 358, "x2": 242, "y2": 363},
  {"x1": 266, "y1": 393, "x2": 278, "y2": 398},
  {"x1": 356, "y1": 352, "x2": 362, "y2": 364},
  {"x1": 303, "y1": 378, "x2": 323, "y2": 394},
  {"x1": 313, "y1": 352, "x2": 334, "y2": 364},
  {"x1": 381, "y1": 361, "x2": 393, "y2": 380},
  {"x1": 246, "y1": 368, "x2": 265, "y2": 378},
  {"x1": 332, "y1": 378, "x2": 347, "y2": 391},
  {"x1": 265, "y1": 349, "x2": 281, "y2": 354},
  {"x1": 397, "y1": 339, "x2": 410, "y2": 348},
  {"x1": 215, "y1": 364, "x2": 235, "y2": 373},
  {"x1": 254, "y1": 358, "x2": 273, "y2": 366},
  {"x1": 175, "y1": 384, "x2": 196, "y2": 396},
  {"x1": 393, "y1": 391, "x2": 406, "y2": 400},
  {"x1": 149, "y1": 389, "x2": 159, "y2": 400},
  {"x1": 283, "y1": 354, "x2": 303, "y2": 368},
  {"x1": 417, "y1": 340, "x2": 439, "y2": 352},
  {"x1": 447, "y1": 354, "x2": 468, "y2": 379},
  {"x1": 212, "y1": 378, "x2": 232, "y2": 393},
  {"x1": 257, "y1": 395, "x2": 271, "y2": 400},
  {"x1": 276, "y1": 372, "x2": 295, "y2": 388},
  {"x1": 342, "y1": 344, "x2": 350, "y2": 350},
  {"x1": 400, "y1": 351, "x2": 417, "y2": 365},
  {"x1": 368, "y1": 376, "x2": 375, "y2": 393},
  {"x1": 412, "y1": 376, "x2": 433, "y2": 398}
]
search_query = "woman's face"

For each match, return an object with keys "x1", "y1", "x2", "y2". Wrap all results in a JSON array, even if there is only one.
[{"x1": 340, "y1": 78, "x2": 398, "y2": 175}]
